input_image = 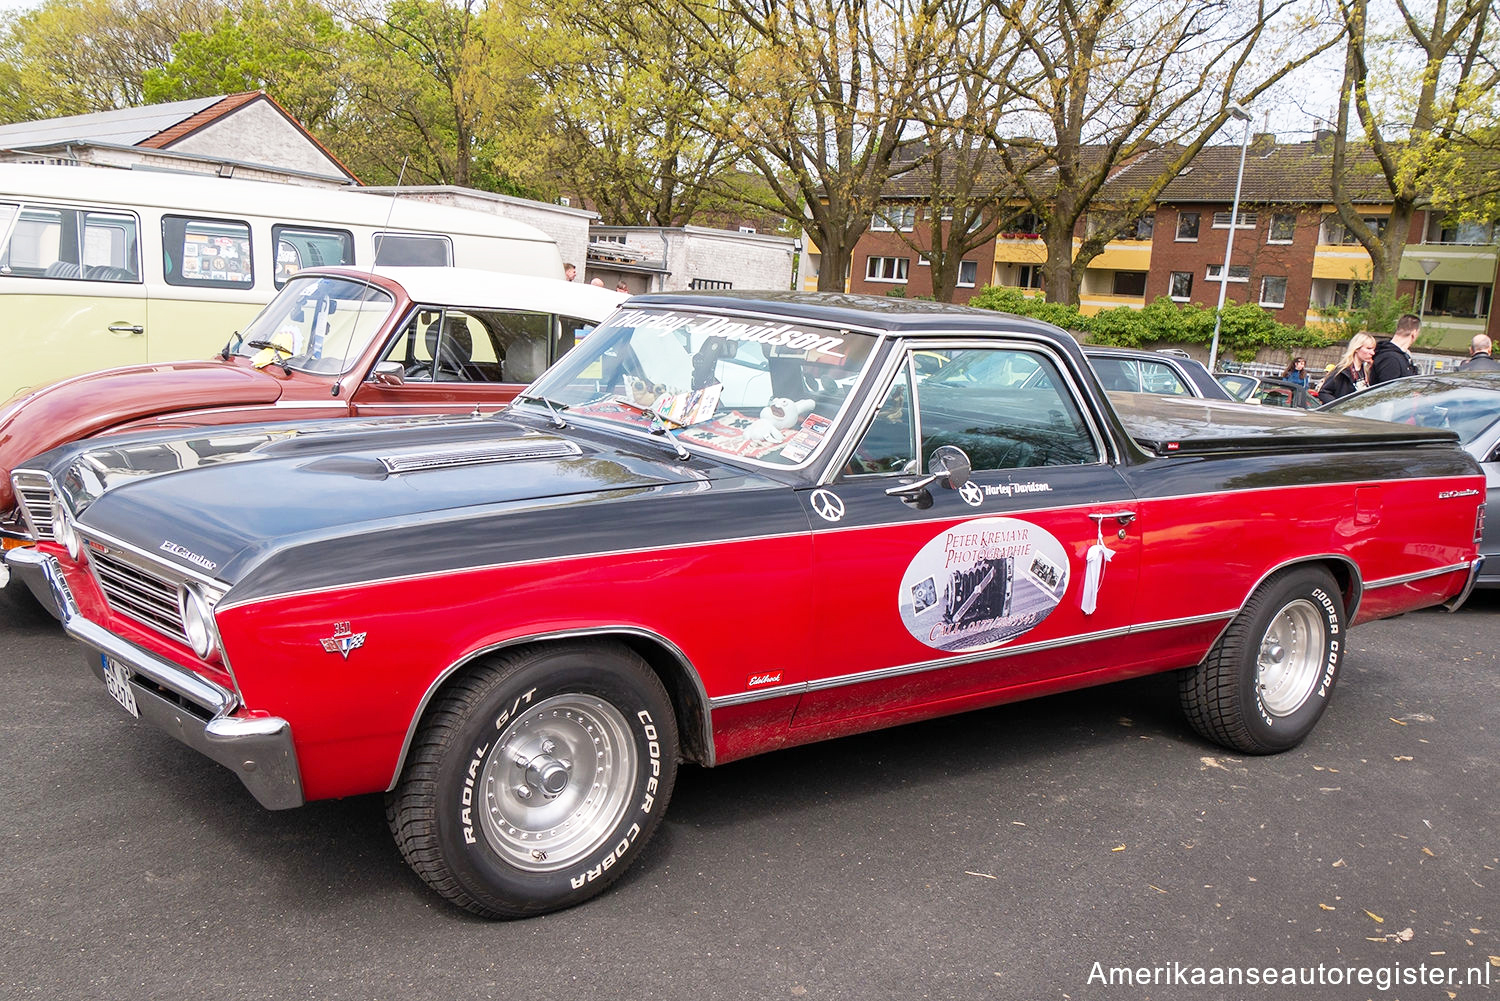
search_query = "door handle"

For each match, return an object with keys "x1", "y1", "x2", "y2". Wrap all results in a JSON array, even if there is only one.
[
  {"x1": 1089, "y1": 511, "x2": 1136, "y2": 539},
  {"x1": 108, "y1": 323, "x2": 144, "y2": 336}
]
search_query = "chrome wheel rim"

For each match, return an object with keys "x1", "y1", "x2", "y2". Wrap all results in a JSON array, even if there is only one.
[
  {"x1": 478, "y1": 693, "x2": 636, "y2": 872},
  {"x1": 1256, "y1": 598, "x2": 1325, "y2": 716}
]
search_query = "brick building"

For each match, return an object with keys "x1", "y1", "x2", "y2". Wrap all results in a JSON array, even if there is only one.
[{"x1": 839, "y1": 136, "x2": 1500, "y2": 355}]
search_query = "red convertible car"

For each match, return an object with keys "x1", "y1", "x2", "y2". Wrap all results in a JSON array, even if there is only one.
[
  {"x1": 11, "y1": 292, "x2": 1485, "y2": 918},
  {"x1": 0, "y1": 267, "x2": 625, "y2": 600}
]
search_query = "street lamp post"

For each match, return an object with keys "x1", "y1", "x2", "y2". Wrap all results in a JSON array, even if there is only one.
[
  {"x1": 1418, "y1": 257, "x2": 1440, "y2": 319},
  {"x1": 1208, "y1": 104, "x2": 1253, "y2": 374}
]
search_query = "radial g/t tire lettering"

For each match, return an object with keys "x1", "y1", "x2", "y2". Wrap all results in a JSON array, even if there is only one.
[
  {"x1": 386, "y1": 640, "x2": 677, "y2": 918},
  {"x1": 1179, "y1": 565, "x2": 1345, "y2": 754}
]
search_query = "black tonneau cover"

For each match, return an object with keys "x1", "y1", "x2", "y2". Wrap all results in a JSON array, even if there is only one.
[{"x1": 1107, "y1": 392, "x2": 1461, "y2": 456}]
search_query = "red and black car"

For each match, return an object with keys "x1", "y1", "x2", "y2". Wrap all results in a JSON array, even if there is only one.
[{"x1": 12, "y1": 292, "x2": 1486, "y2": 918}]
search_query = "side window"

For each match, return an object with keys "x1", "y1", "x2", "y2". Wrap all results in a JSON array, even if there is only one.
[
  {"x1": 847, "y1": 366, "x2": 916, "y2": 475},
  {"x1": 373, "y1": 232, "x2": 453, "y2": 267},
  {"x1": 915, "y1": 347, "x2": 1099, "y2": 470},
  {"x1": 470, "y1": 309, "x2": 552, "y2": 384},
  {"x1": 273, "y1": 225, "x2": 354, "y2": 286},
  {"x1": 0, "y1": 204, "x2": 139, "y2": 281},
  {"x1": 162, "y1": 216, "x2": 253, "y2": 289},
  {"x1": 380, "y1": 309, "x2": 497, "y2": 383},
  {"x1": 555, "y1": 315, "x2": 596, "y2": 364}
]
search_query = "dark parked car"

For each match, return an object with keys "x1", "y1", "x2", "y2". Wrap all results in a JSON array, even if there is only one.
[
  {"x1": 1085, "y1": 347, "x2": 1236, "y2": 401},
  {"x1": 1321, "y1": 372, "x2": 1500, "y2": 585},
  {"x1": 1217, "y1": 372, "x2": 1318, "y2": 408}
]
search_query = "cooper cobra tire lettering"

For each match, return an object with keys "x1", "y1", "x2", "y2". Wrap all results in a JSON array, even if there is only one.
[
  {"x1": 1179, "y1": 566, "x2": 1345, "y2": 755},
  {"x1": 386, "y1": 641, "x2": 678, "y2": 919}
]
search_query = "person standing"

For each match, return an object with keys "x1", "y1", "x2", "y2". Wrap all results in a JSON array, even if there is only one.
[
  {"x1": 1458, "y1": 333, "x2": 1500, "y2": 371},
  {"x1": 1317, "y1": 333, "x2": 1377, "y2": 402},
  {"x1": 1281, "y1": 356, "x2": 1310, "y2": 387},
  {"x1": 1369, "y1": 313, "x2": 1420, "y2": 384}
]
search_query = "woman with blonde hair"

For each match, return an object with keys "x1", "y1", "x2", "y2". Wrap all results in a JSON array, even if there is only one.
[{"x1": 1316, "y1": 332, "x2": 1377, "y2": 402}]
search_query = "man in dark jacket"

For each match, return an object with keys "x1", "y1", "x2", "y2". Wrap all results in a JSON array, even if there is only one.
[
  {"x1": 1459, "y1": 334, "x2": 1500, "y2": 371},
  {"x1": 1370, "y1": 313, "x2": 1421, "y2": 384}
]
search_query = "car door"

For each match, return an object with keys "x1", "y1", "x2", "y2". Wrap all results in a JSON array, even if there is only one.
[
  {"x1": 790, "y1": 340, "x2": 1143, "y2": 728},
  {"x1": 350, "y1": 306, "x2": 540, "y2": 416}
]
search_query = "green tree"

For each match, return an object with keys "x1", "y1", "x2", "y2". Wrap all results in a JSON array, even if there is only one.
[{"x1": 1330, "y1": 0, "x2": 1499, "y2": 288}]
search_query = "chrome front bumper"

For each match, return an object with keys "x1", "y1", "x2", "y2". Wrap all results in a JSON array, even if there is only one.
[
  {"x1": 4, "y1": 544, "x2": 63, "y2": 619},
  {"x1": 28, "y1": 549, "x2": 304, "y2": 809}
]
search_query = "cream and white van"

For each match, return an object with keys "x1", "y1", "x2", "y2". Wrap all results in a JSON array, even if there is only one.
[{"x1": 0, "y1": 163, "x2": 565, "y2": 401}]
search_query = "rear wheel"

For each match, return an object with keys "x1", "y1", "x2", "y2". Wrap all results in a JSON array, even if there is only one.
[
  {"x1": 387, "y1": 641, "x2": 677, "y2": 918},
  {"x1": 1180, "y1": 566, "x2": 1345, "y2": 754}
]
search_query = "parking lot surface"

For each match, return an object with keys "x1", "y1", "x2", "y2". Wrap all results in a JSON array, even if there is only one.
[{"x1": 2, "y1": 585, "x2": 1496, "y2": 1000}]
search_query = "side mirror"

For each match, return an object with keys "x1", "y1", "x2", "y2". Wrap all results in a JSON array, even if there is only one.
[
  {"x1": 371, "y1": 360, "x2": 405, "y2": 386},
  {"x1": 885, "y1": 444, "x2": 973, "y2": 507}
]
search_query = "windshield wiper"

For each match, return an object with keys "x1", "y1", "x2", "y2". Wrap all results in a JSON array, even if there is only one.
[
  {"x1": 516, "y1": 394, "x2": 569, "y2": 428},
  {"x1": 648, "y1": 416, "x2": 691, "y2": 460}
]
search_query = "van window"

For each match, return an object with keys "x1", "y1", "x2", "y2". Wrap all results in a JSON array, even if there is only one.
[
  {"x1": 373, "y1": 232, "x2": 453, "y2": 267},
  {"x1": 162, "y1": 215, "x2": 253, "y2": 289},
  {"x1": 273, "y1": 224, "x2": 355, "y2": 286},
  {"x1": 0, "y1": 203, "x2": 141, "y2": 281}
]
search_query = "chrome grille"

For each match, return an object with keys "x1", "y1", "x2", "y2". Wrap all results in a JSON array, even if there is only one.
[
  {"x1": 86, "y1": 542, "x2": 188, "y2": 643},
  {"x1": 11, "y1": 471, "x2": 55, "y2": 540}
]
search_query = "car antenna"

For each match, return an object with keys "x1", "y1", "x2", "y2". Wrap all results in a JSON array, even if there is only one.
[{"x1": 332, "y1": 156, "x2": 409, "y2": 398}]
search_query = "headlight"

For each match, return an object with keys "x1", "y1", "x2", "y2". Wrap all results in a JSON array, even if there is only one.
[
  {"x1": 50, "y1": 496, "x2": 81, "y2": 561},
  {"x1": 178, "y1": 584, "x2": 221, "y2": 661}
]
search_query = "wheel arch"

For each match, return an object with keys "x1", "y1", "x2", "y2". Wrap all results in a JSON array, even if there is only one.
[
  {"x1": 385, "y1": 626, "x2": 715, "y2": 794},
  {"x1": 1219, "y1": 554, "x2": 1362, "y2": 638}
]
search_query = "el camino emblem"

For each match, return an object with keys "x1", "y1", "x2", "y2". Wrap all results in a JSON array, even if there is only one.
[
  {"x1": 1439, "y1": 489, "x2": 1480, "y2": 499},
  {"x1": 159, "y1": 540, "x2": 217, "y2": 571},
  {"x1": 320, "y1": 622, "x2": 367, "y2": 659}
]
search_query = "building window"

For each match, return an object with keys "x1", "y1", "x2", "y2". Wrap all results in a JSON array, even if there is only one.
[
  {"x1": 595, "y1": 234, "x2": 627, "y2": 244},
  {"x1": 1176, "y1": 212, "x2": 1200, "y2": 241},
  {"x1": 1321, "y1": 214, "x2": 1388, "y2": 245},
  {"x1": 1206, "y1": 264, "x2": 1251, "y2": 282},
  {"x1": 738, "y1": 225, "x2": 757, "y2": 234},
  {"x1": 1429, "y1": 282, "x2": 1490, "y2": 318},
  {"x1": 1260, "y1": 276, "x2": 1288, "y2": 307},
  {"x1": 1018, "y1": 264, "x2": 1044, "y2": 288},
  {"x1": 1433, "y1": 216, "x2": 1496, "y2": 244},
  {"x1": 872, "y1": 205, "x2": 916, "y2": 232},
  {"x1": 958, "y1": 260, "x2": 978, "y2": 287},
  {"x1": 1169, "y1": 271, "x2": 1193, "y2": 300},
  {"x1": 866, "y1": 256, "x2": 910, "y2": 282},
  {"x1": 1130, "y1": 214, "x2": 1155, "y2": 240},
  {"x1": 690, "y1": 278, "x2": 733, "y2": 290},
  {"x1": 1112, "y1": 271, "x2": 1148, "y2": 297},
  {"x1": 1212, "y1": 210, "x2": 1258, "y2": 229},
  {"x1": 1268, "y1": 213, "x2": 1297, "y2": 244}
]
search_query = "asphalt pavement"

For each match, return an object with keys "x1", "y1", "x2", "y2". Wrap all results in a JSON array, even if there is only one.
[{"x1": 1, "y1": 583, "x2": 1496, "y2": 1001}]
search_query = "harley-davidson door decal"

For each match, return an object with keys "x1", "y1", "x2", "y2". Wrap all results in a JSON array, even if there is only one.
[{"x1": 898, "y1": 517, "x2": 1069, "y2": 652}]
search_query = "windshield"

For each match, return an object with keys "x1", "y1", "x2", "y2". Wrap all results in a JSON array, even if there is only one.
[
  {"x1": 522, "y1": 306, "x2": 881, "y2": 466},
  {"x1": 1327, "y1": 378, "x2": 1500, "y2": 444},
  {"x1": 232, "y1": 275, "x2": 396, "y2": 375}
]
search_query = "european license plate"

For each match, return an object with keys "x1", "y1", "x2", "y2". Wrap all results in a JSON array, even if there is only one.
[{"x1": 102, "y1": 657, "x2": 139, "y2": 719}]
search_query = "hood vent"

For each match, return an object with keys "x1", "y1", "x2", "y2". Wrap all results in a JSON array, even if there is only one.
[{"x1": 378, "y1": 438, "x2": 582, "y2": 473}]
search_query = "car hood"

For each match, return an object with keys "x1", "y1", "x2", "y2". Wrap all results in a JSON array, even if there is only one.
[
  {"x1": 0, "y1": 359, "x2": 283, "y2": 509},
  {"x1": 38, "y1": 412, "x2": 771, "y2": 595}
]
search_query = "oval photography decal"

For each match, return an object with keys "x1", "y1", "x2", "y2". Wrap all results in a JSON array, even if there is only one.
[{"x1": 898, "y1": 516, "x2": 1069, "y2": 653}]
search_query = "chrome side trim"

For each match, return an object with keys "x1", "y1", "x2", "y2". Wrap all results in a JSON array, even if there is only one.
[
  {"x1": 1444, "y1": 556, "x2": 1485, "y2": 611},
  {"x1": 385, "y1": 625, "x2": 717, "y2": 793},
  {"x1": 1363, "y1": 560, "x2": 1473, "y2": 590},
  {"x1": 707, "y1": 609, "x2": 1235, "y2": 710}
]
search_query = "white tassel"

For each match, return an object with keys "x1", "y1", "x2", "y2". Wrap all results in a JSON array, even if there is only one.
[{"x1": 1080, "y1": 542, "x2": 1114, "y2": 615}]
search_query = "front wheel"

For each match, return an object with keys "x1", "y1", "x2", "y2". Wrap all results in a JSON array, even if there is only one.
[
  {"x1": 387, "y1": 641, "x2": 678, "y2": 918},
  {"x1": 1179, "y1": 566, "x2": 1346, "y2": 754}
]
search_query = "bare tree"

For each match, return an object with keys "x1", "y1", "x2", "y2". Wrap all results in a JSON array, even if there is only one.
[{"x1": 975, "y1": 0, "x2": 1342, "y2": 305}]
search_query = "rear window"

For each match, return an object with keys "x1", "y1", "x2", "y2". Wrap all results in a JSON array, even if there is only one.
[{"x1": 373, "y1": 232, "x2": 452, "y2": 267}]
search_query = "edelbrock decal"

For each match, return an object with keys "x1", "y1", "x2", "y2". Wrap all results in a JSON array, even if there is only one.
[{"x1": 897, "y1": 516, "x2": 1069, "y2": 653}]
